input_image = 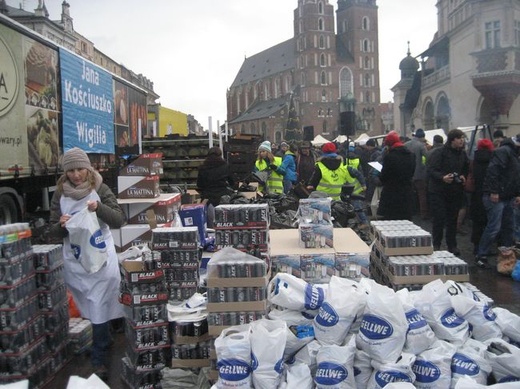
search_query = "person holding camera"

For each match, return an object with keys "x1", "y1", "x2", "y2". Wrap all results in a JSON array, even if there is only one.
[
  {"x1": 426, "y1": 129, "x2": 469, "y2": 255},
  {"x1": 254, "y1": 140, "x2": 285, "y2": 194}
]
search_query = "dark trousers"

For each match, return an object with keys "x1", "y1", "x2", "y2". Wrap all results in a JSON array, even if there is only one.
[
  {"x1": 414, "y1": 179, "x2": 429, "y2": 219},
  {"x1": 429, "y1": 191, "x2": 462, "y2": 249},
  {"x1": 92, "y1": 322, "x2": 112, "y2": 367}
]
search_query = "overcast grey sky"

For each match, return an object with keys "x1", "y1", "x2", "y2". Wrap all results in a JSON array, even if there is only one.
[{"x1": 8, "y1": 0, "x2": 437, "y2": 128}]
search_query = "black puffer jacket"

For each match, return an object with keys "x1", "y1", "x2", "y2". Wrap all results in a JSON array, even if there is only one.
[
  {"x1": 197, "y1": 158, "x2": 235, "y2": 206},
  {"x1": 482, "y1": 138, "x2": 520, "y2": 200}
]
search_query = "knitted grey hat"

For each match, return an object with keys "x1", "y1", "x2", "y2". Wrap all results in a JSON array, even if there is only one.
[{"x1": 62, "y1": 147, "x2": 92, "y2": 171}]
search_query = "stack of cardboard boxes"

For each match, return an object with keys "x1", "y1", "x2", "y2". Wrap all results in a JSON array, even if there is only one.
[
  {"x1": 270, "y1": 197, "x2": 370, "y2": 283},
  {"x1": 370, "y1": 220, "x2": 469, "y2": 290},
  {"x1": 0, "y1": 226, "x2": 70, "y2": 387},
  {"x1": 119, "y1": 254, "x2": 170, "y2": 389},
  {"x1": 114, "y1": 153, "x2": 182, "y2": 252}
]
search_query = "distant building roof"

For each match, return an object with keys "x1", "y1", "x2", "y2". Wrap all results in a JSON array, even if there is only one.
[
  {"x1": 231, "y1": 39, "x2": 295, "y2": 88},
  {"x1": 229, "y1": 95, "x2": 289, "y2": 124}
]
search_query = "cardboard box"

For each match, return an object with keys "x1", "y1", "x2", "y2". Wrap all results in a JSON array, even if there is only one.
[
  {"x1": 179, "y1": 204, "x2": 207, "y2": 245},
  {"x1": 374, "y1": 240, "x2": 433, "y2": 256},
  {"x1": 119, "y1": 153, "x2": 163, "y2": 176},
  {"x1": 151, "y1": 226, "x2": 200, "y2": 251},
  {"x1": 118, "y1": 175, "x2": 161, "y2": 199},
  {"x1": 121, "y1": 260, "x2": 165, "y2": 284},
  {"x1": 119, "y1": 193, "x2": 181, "y2": 224},
  {"x1": 213, "y1": 204, "x2": 269, "y2": 230},
  {"x1": 113, "y1": 224, "x2": 152, "y2": 253},
  {"x1": 207, "y1": 300, "x2": 268, "y2": 313},
  {"x1": 299, "y1": 223, "x2": 334, "y2": 248},
  {"x1": 207, "y1": 274, "x2": 270, "y2": 288}
]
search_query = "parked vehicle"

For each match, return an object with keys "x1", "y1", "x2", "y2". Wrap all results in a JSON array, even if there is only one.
[{"x1": 0, "y1": 13, "x2": 147, "y2": 223}]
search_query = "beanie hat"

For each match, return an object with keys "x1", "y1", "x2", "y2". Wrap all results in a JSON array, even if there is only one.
[
  {"x1": 384, "y1": 131, "x2": 401, "y2": 147},
  {"x1": 258, "y1": 140, "x2": 272, "y2": 153},
  {"x1": 415, "y1": 128, "x2": 425, "y2": 138},
  {"x1": 321, "y1": 142, "x2": 336, "y2": 154},
  {"x1": 366, "y1": 139, "x2": 376, "y2": 147},
  {"x1": 280, "y1": 141, "x2": 289, "y2": 148},
  {"x1": 477, "y1": 138, "x2": 494, "y2": 151},
  {"x1": 62, "y1": 147, "x2": 92, "y2": 172}
]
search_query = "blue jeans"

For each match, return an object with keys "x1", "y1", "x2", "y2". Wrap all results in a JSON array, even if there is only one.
[
  {"x1": 477, "y1": 195, "x2": 515, "y2": 257},
  {"x1": 91, "y1": 322, "x2": 112, "y2": 367},
  {"x1": 515, "y1": 204, "x2": 520, "y2": 242}
]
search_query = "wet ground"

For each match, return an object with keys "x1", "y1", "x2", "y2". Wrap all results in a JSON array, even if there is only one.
[{"x1": 42, "y1": 214, "x2": 520, "y2": 388}]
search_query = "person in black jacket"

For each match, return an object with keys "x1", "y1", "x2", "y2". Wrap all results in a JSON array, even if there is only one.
[
  {"x1": 197, "y1": 147, "x2": 236, "y2": 226},
  {"x1": 377, "y1": 131, "x2": 416, "y2": 220},
  {"x1": 475, "y1": 135, "x2": 520, "y2": 268},
  {"x1": 426, "y1": 129, "x2": 469, "y2": 255},
  {"x1": 469, "y1": 139, "x2": 494, "y2": 255}
]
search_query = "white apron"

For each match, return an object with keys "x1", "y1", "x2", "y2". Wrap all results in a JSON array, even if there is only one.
[{"x1": 61, "y1": 191, "x2": 124, "y2": 324}]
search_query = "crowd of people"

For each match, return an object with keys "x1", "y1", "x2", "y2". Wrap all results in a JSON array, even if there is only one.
[{"x1": 196, "y1": 129, "x2": 520, "y2": 267}]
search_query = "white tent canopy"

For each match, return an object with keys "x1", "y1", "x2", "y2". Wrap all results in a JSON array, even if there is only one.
[
  {"x1": 311, "y1": 134, "x2": 330, "y2": 146},
  {"x1": 354, "y1": 133, "x2": 370, "y2": 144},
  {"x1": 333, "y1": 135, "x2": 349, "y2": 144},
  {"x1": 423, "y1": 129, "x2": 447, "y2": 146}
]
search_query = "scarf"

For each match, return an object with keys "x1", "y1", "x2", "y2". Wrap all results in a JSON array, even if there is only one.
[{"x1": 61, "y1": 170, "x2": 103, "y2": 200}]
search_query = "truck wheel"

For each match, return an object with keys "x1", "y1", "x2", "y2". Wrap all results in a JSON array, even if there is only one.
[{"x1": 0, "y1": 194, "x2": 19, "y2": 224}]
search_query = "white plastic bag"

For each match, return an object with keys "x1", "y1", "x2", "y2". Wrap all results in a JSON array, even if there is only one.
[
  {"x1": 485, "y1": 337, "x2": 520, "y2": 383},
  {"x1": 268, "y1": 273, "x2": 326, "y2": 313},
  {"x1": 66, "y1": 206, "x2": 108, "y2": 273},
  {"x1": 283, "y1": 363, "x2": 313, "y2": 389},
  {"x1": 314, "y1": 339, "x2": 357, "y2": 389},
  {"x1": 367, "y1": 353, "x2": 416, "y2": 389},
  {"x1": 412, "y1": 340, "x2": 456, "y2": 389},
  {"x1": 451, "y1": 338, "x2": 492, "y2": 388},
  {"x1": 214, "y1": 325, "x2": 252, "y2": 389}
]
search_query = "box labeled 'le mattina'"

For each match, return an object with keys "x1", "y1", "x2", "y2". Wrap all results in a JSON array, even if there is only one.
[
  {"x1": 118, "y1": 175, "x2": 160, "y2": 199},
  {"x1": 119, "y1": 153, "x2": 163, "y2": 176}
]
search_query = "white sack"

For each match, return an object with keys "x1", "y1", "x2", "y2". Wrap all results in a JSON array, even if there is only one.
[
  {"x1": 282, "y1": 363, "x2": 313, "y2": 389},
  {"x1": 493, "y1": 307, "x2": 520, "y2": 346},
  {"x1": 414, "y1": 279, "x2": 469, "y2": 345},
  {"x1": 367, "y1": 353, "x2": 416, "y2": 389},
  {"x1": 250, "y1": 319, "x2": 287, "y2": 389},
  {"x1": 447, "y1": 281, "x2": 502, "y2": 342},
  {"x1": 268, "y1": 273, "x2": 326, "y2": 312},
  {"x1": 353, "y1": 347, "x2": 373, "y2": 389},
  {"x1": 396, "y1": 288, "x2": 437, "y2": 355},
  {"x1": 485, "y1": 337, "x2": 520, "y2": 383},
  {"x1": 269, "y1": 308, "x2": 315, "y2": 361},
  {"x1": 451, "y1": 338, "x2": 491, "y2": 388},
  {"x1": 412, "y1": 340, "x2": 457, "y2": 389},
  {"x1": 214, "y1": 325, "x2": 252, "y2": 389},
  {"x1": 355, "y1": 282, "x2": 407, "y2": 363},
  {"x1": 313, "y1": 276, "x2": 367, "y2": 345},
  {"x1": 454, "y1": 375, "x2": 520, "y2": 388},
  {"x1": 314, "y1": 339, "x2": 357, "y2": 389},
  {"x1": 288, "y1": 340, "x2": 321, "y2": 375}
]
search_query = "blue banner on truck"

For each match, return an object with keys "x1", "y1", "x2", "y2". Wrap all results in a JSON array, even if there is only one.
[{"x1": 59, "y1": 48, "x2": 114, "y2": 153}]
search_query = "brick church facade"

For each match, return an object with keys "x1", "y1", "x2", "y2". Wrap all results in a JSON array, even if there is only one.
[{"x1": 226, "y1": 0, "x2": 382, "y2": 144}]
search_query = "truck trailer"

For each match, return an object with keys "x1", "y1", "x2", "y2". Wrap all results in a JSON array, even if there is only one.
[{"x1": 0, "y1": 13, "x2": 147, "y2": 224}]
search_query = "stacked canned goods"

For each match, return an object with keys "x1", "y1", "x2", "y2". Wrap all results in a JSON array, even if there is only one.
[
  {"x1": 1, "y1": 227, "x2": 71, "y2": 386},
  {"x1": 151, "y1": 227, "x2": 201, "y2": 303},
  {"x1": 119, "y1": 253, "x2": 170, "y2": 386}
]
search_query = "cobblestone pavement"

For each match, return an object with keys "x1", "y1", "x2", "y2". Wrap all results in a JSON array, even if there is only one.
[{"x1": 411, "y1": 215, "x2": 520, "y2": 315}]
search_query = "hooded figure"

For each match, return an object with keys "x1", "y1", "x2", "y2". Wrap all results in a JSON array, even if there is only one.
[{"x1": 378, "y1": 131, "x2": 416, "y2": 220}]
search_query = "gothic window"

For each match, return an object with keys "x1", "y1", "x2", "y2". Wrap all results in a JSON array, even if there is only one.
[
  {"x1": 319, "y1": 18, "x2": 324, "y2": 31},
  {"x1": 261, "y1": 122, "x2": 267, "y2": 137},
  {"x1": 319, "y1": 35, "x2": 325, "y2": 49},
  {"x1": 322, "y1": 120, "x2": 328, "y2": 133},
  {"x1": 327, "y1": 108, "x2": 333, "y2": 116},
  {"x1": 363, "y1": 39, "x2": 369, "y2": 52},
  {"x1": 339, "y1": 67, "x2": 353, "y2": 98},
  {"x1": 485, "y1": 21, "x2": 501, "y2": 49},
  {"x1": 365, "y1": 91, "x2": 370, "y2": 103},
  {"x1": 364, "y1": 74, "x2": 370, "y2": 87},
  {"x1": 362, "y1": 17, "x2": 370, "y2": 31},
  {"x1": 318, "y1": 108, "x2": 323, "y2": 117},
  {"x1": 320, "y1": 71, "x2": 327, "y2": 85},
  {"x1": 320, "y1": 53, "x2": 326, "y2": 67},
  {"x1": 318, "y1": 1, "x2": 323, "y2": 14},
  {"x1": 322, "y1": 89, "x2": 327, "y2": 102},
  {"x1": 364, "y1": 56, "x2": 370, "y2": 69},
  {"x1": 301, "y1": 72, "x2": 306, "y2": 86}
]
